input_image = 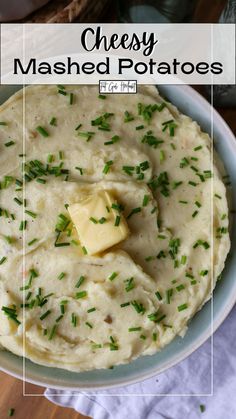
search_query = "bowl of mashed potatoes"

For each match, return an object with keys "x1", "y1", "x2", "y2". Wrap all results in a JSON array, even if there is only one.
[{"x1": 0, "y1": 84, "x2": 235, "y2": 389}]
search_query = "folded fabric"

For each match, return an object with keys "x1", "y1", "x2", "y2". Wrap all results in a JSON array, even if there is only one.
[
  {"x1": 0, "y1": 0, "x2": 50, "y2": 21},
  {"x1": 45, "y1": 305, "x2": 236, "y2": 419}
]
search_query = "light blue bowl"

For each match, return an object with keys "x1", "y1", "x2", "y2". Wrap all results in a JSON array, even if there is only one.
[{"x1": 0, "y1": 85, "x2": 235, "y2": 390}]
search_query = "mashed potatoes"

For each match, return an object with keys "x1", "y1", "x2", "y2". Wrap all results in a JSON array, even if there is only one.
[{"x1": 0, "y1": 85, "x2": 230, "y2": 371}]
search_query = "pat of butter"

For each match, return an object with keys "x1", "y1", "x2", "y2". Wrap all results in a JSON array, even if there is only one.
[{"x1": 68, "y1": 190, "x2": 129, "y2": 255}]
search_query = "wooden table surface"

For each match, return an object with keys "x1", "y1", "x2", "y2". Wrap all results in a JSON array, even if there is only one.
[{"x1": 1, "y1": 0, "x2": 235, "y2": 418}]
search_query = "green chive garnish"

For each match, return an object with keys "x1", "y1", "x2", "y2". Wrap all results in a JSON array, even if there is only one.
[
  {"x1": 5, "y1": 141, "x2": 15, "y2": 147},
  {"x1": 0, "y1": 256, "x2": 7, "y2": 265},
  {"x1": 75, "y1": 291, "x2": 87, "y2": 299},
  {"x1": 58, "y1": 272, "x2": 65, "y2": 280},
  {"x1": 48, "y1": 324, "x2": 57, "y2": 340},
  {"x1": 128, "y1": 327, "x2": 141, "y2": 332},
  {"x1": 87, "y1": 307, "x2": 96, "y2": 313},
  {"x1": 14, "y1": 197, "x2": 22, "y2": 206},
  {"x1": 8, "y1": 408, "x2": 15, "y2": 417},
  {"x1": 40, "y1": 310, "x2": 51, "y2": 320},
  {"x1": 27, "y1": 238, "x2": 38, "y2": 246},
  {"x1": 98, "y1": 94, "x2": 106, "y2": 99},
  {"x1": 108, "y1": 272, "x2": 118, "y2": 281},
  {"x1": 75, "y1": 275, "x2": 85, "y2": 288},
  {"x1": 127, "y1": 207, "x2": 141, "y2": 219},
  {"x1": 114, "y1": 215, "x2": 121, "y2": 226},
  {"x1": 103, "y1": 160, "x2": 113, "y2": 174},
  {"x1": 69, "y1": 93, "x2": 74, "y2": 105},
  {"x1": 178, "y1": 303, "x2": 188, "y2": 312},
  {"x1": 36, "y1": 126, "x2": 49, "y2": 137},
  {"x1": 25, "y1": 210, "x2": 37, "y2": 218},
  {"x1": 142, "y1": 195, "x2": 149, "y2": 207},
  {"x1": 50, "y1": 117, "x2": 57, "y2": 126}
]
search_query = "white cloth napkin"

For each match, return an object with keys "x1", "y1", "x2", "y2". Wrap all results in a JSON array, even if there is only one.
[
  {"x1": 0, "y1": 0, "x2": 50, "y2": 21},
  {"x1": 45, "y1": 305, "x2": 236, "y2": 419}
]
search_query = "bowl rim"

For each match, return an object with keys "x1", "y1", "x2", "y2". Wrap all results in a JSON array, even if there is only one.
[{"x1": 0, "y1": 84, "x2": 235, "y2": 391}]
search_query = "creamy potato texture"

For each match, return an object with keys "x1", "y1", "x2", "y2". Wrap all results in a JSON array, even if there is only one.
[{"x1": 0, "y1": 85, "x2": 230, "y2": 372}]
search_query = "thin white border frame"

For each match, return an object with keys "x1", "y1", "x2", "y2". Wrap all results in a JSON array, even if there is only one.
[{"x1": 0, "y1": 25, "x2": 231, "y2": 396}]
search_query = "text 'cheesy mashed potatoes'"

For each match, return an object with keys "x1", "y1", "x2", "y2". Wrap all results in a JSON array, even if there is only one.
[{"x1": 0, "y1": 85, "x2": 230, "y2": 372}]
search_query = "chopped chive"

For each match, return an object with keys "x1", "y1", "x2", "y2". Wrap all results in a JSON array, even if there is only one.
[
  {"x1": 181, "y1": 255, "x2": 187, "y2": 265},
  {"x1": 172, "y1": 181, "x2": 183, "y2": 189},
  {"x1": 78, "y1": 131, "x2": 95, "y2": 141},
  {"x1": 114, "y1": 215, "x2": 121, "y2": 226},
  {"x1": 36, "y1": 126, "x2": 49, "y2": 137},
  {"x1": 69, "y1": 93, "x2": 74, "y2": 105},
  {"x1": 120, "y1": 302, "x2": 130, "y2": 307},
  {"x1": 75, "y1": 167, "x2": 83, "y2": 175},
  {"x1": 102, "y1": 160, "x2": 113, "y2": 174},
  {"x1": 58, "y1": 272, "x2": 65, "y2": 280},
  {"x1": 92, "y1": 343, "x2": 102, "y2": 349},
  {"x1": 155, "y1": 291, "x2": 162, "y2": 301},
  {"x1": 87, "y1": 307, "x2": 96, "y2": 313},
  {"x1": 75, "y1": 123, "x2": 82, "y2": 131},
  {"x1": 125, "y1": 277, "x2": 135, "y2": 292},
  {"x1": 71, "y1": 313, "x2": 77, "y2": 327},
  {"x1": 27, "y1": 238, "x2": 38, "y2": 246},
  {"x1": 49, "y1": 117, "x2": 57, "y2": 126},
  {"x1": 111, "y1": 203, "x2": 124, "y2": 213},
  {"x1": 140, "y1": 335, "x2": 146, "y2": 340},
  {"x1": 179, "y1": 200, "x2": 188, "y2": 204},
  {"x1": 214, "y1": 193, "x2": 222, "y2": 199},
  {"x1": 152, "y1": 332, "x2": 157, "y2": 341},
  {"x1": 98, "y1": 94, "x2": 106, "y2": 99},
  {"x1": 188, "y1": 181, "x2": 198, "y2": 187},
  {"x1": 59, "y1": 150, "x2": 64, "y2": 160},
  {"x1": 104, "y1": 135, "x2": 120, "y2": 145},
  {"x1": 75, "y1": 275, "x2": 85, "y2": 288},
  {"x1": 25, "y1": 210, "x2": 37, "y2": 218},
  {"x1": 90, "y1": 216, "x2": 98, "y2": 224},
  {"x1": 36, "y1": 178, "x2": 46, "y2": 184},
  {"x1": 8, "y1": 408, "x2": 15, "y2": 417},
  {"x1": 128, "y1": 327, "x2": 142, "y2": 332},
  {"x1": 166, "y1": 288, "x2": 173, "y2": 304},
  {"x1": 157, "y1": 234, "x2": 166, "y2": 240},
  {"x1": 19, "y1": 220, "x2": 27, "y2": 231},
  {"x1": 194, "y1": 145, "x2": 202, "y2": 151},
  {"x1": 178, "y1": 303, "x2": 188, "y2": 312},
  {"x1": 0, "y1": 256, "x2": 7, "y2": 265},
  {"x1": 200, "y1": 270, "x2": 208, "y2": 276},
  {"x1": 47, "y1": 154, "x2": 54, "y2": 163},
  {"x1": 40, "y1": 310, "x2": 51, "y2": 321},
  {"x1": 48, "y1": 324, "x2": 57, "y2": 340},
  {"x1": 192, "y1": 210, "x2": 199, "y2": 218},
  {"x1": 99, "y1": 217, "x2": 107, "y2": 224},
  {"x1": 176, "y1": 284, "x2": 185, "y2": 292},
  {"x1": 199, "y1": 404, "x2": 206, "y2": 413},
  {"x1": 0, "y1": 121, "x2": 8, "y2": 126},
  {"x1": 58, "y1": 89, "x2": 67, "y2": 96},
  {"x1": 56, "y1": 314, "x2": 64, "y2": 323},
  {"x1": 5, "y1": 140, "x2": 15, "y2": 147},
  {"x1": 195, "y1": 201, "x2": 201, "y2": 208},
  {"x1": 15, "y1": 179, "x2": 23, "y2": 187},
  {"x1": 142, "y1": 194, "x2": 149, "y2": 207},
  {"x1": 14, "y1": 197, "x2": 22, "y2": 206},
  {"x1": 75, "y1": 291, "x2": 87, "y2": 299},
  {"x1": 108, "y1": 272, "x2": 118, "y2": 281},
  {"x1": 124, "y1": 110, "x2": 134, "y2": 122},
  {"x1": 160, "y1": 150, "x2": 165, "y2": 162},
  {"x1": 127, "y1": 207, "x2": 141, "y2": 219},
  {"x1": 136, "y1": 125, "x2": 145, "y2": 130},
  {"x1": 85, "y1": 321, "x2": 93, "y2": 329},
  {"x1": 82, "y1": 246, "x2": 88, "y2": 255}
]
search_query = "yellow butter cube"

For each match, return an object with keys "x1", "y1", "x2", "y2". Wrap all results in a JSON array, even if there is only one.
[{"x1": 68, "y1": 190, "x2": 129, "y2": 255}]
